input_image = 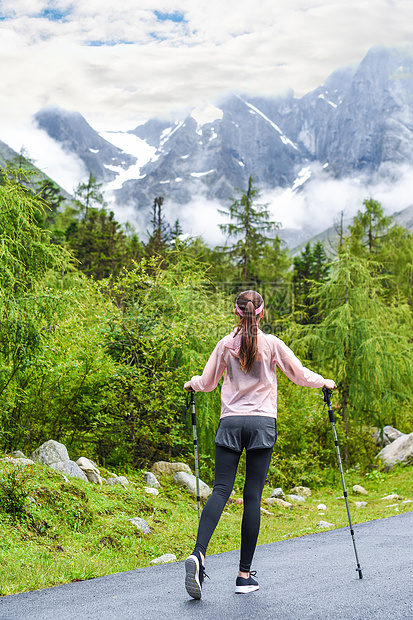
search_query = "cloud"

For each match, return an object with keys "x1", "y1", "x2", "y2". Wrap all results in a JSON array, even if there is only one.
[
  {"x1": 0, "y1": 0, "x2": 412, "y2": 133},
  {"x1": 104, "y1": 190, "x2": 228, "y2": 247},
  {"x1": 120, "y1": 161, "x2": 413, "y2": 249},
  {"x1": 0, "y1": 116, "x2": 87, "y2": 194},
  {"x1": 161, "y1": 194, "x2": 227, "y2": 246},
  {"x1": 262, "y1": 163, "x2": 413, "y2": 243}
]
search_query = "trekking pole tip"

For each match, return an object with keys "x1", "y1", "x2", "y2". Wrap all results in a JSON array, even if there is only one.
[{"x1": 357, "y1": 567, "x2": 363, "y2": 579}]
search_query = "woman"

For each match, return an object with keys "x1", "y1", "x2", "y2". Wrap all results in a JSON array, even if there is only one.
[{"x1": 183, "y1": 290, "x2": 336, "y2": 599}]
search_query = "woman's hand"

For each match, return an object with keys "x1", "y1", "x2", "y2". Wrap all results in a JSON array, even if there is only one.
[
  {"x1": 184, "y1": 381, "x2": 192, "y2": 392},
  {"x1": 323, "y1": 379, "x2": 337, "y2": 390}
]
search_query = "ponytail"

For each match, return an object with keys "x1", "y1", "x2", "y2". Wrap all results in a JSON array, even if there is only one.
[{"x1": 235, "y1": 291, "x2": 264, "y2": 374}]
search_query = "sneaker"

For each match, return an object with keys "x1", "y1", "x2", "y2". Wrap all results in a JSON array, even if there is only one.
[
  {"x1": 185, "y1": 550, "x2": 206, "y2": 599},
  {"x1": 235, "y1": 571, "x2": 259, "y2": 594}
]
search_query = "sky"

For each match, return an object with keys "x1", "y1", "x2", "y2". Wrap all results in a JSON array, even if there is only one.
[
  {"x1": 0, "y1": 0, "x2": 412, "y2": 241},
  {"x1": 1, "y1": 0, "x2": 412, "y2": 130}
]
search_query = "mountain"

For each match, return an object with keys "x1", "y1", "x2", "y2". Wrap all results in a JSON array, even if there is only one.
[
  {"x1": 108, "y1": 45, "x2": 413, "y2": 209},
  {"x1": 0, "y1": 139, "x2": 73, "y2": 201},
  {"x1": 27, "y1": 44, "x2": 413, "y2": 245},
  {"x1": 0, "y1": 139, "x2": 23, "y2": 167},
  {"x1": 315, "y1": 46, "x2": 413, "y2": 175},
  {"x1": 34, "y1": 107, "x2": 137, "y2": 182},
  {"x1": 130, "y1": 96, "x2": 306, "y2": 198}
]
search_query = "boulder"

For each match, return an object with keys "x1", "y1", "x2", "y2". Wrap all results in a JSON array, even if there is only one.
[
  {"x1": 144, "y1": 472, "x2": 161, "y2": 488},
  {"x1": 377, "y1": 432, "x2": 413, "y2": 467},
  {"x1": 151, "y1": 461, "x2": 192, "y2": 477},
  {"x1": 290, "y1": 486, "x2": 311, "y2": 498},
  {"x1": 355, "y1": 501, "x2": 368, "y2": 508},
  {"x1": 352, "y1": 485, "x2": 368, "y2": 495},
  {"x1": 317, "y1": 504, "x2": 327, "y2": 511},
  {"x1": 31, "y1": 440, "x2": 69, "y2": 465},
  {"x1": 265, "y1": 498, "x2": 292, "y2": 508},
  {"x1": 317, "y1": 520, "x2": 335, "y2": 528},
  {"x1": 77, "y1": 457, "x2": 99, "y2": 471},
  {"x1": 129, "y1": 517, "x2": 151, "y2": 534},
  {"x1": 380, "y1": 494, "x2": 402, "y2": 501},
  {"x1": 270, "y1": 487, "x2": 285, "y2": 500},
  {"x1": 76, "y1": 457, "x2": 103, "y2": 485},
  {"x1": 287, "y1": 494, "x2": 306, "y2": 503},
  {"x1": 382, "y1": 426, "x2": 405, "y2": 443},
  {"x1": 105, "y1": 476, "x2": 129, "y2": 487},
  {"x1": 0, "y1": 456, "x2": 35, "y2": 467},
  {"x1": 172, "y1": 472, "x2": 211, "y2": 499},
  {"x1": 150, "y1": 554, "x2": 176, "y2": 565},
  {"x1": 372, "y1": 426, "x2": 405, "y2": 446},
  {"x1": 49, "y1": 460, "x2": 88, "y2": 481},
  {"x1": 145, "y1": 488, "x2": 159, "y2": 496},
  {"x1": 11, "y1": 450, "x2": 27, "y2": 459},
  {"x1": 11, "y1": 458, "x2": 35, "y2": 467}
]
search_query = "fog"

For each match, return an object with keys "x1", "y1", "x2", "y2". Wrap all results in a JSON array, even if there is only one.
[
  {"x1": 103, "y1": 164, "x2": 413, "y2": 248},
  {"x1": 0, "y1": 117, "x2": 87, "y2": 194}
]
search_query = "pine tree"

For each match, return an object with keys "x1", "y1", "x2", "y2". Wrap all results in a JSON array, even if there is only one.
[
  {"x1": 375, "y1": 225, "x2": 413, "y2": 306},
  {"x1": 36, "y1": 179, "x2": 66, "y2": 230},
  {"x1": 218, "y1": 176, "x2": 278, "y2": 282},
  {"x1": 5, "y1": 147, "x2": 37, "y2": 185},
  {"x1": 170, "y1": 218, "x2": 183, "y2": 241},
  {"x1": 146, "y1": 196, "x2": 170, "y2": 257},
  {"x1": 292, "y1": 241, "x2": 330, "y2": 323},
  {"x1": 291, "y1": 249, "x2": 413, "y2": 462},
  {"x1": 74, "y1": 173, "x2": 106, "y2": 219},
  {"x1": 66, "y1": 209, "x2": 143, "y2": 279},
  {"x1": 348, "y1": 198, "x2": 392, "y2": 255}
]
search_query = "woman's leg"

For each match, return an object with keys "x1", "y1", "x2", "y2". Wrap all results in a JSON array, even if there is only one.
[
  {"x1": 239, "y1": 447, "x2": 273, "y2": 573},
  {"x1": 194, "y1": 445, "x2": 240, "y2": 558}
]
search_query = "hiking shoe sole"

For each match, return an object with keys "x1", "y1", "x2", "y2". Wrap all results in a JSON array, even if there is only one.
[
  {"x1": 185, "y1": 555, "x2": 202, "y2": 599},
  {"x1": 235, "y1": 583, "x2": 260, "y2": 594}
]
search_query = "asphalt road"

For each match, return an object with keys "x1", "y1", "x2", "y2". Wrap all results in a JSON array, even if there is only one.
[{"x1": 1, "y1": 512, "x2": 412, "y2": 620}]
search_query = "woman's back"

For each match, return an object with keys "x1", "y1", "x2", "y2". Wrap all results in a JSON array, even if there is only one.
[{"x1": 191, "y1": 329, "x2": 325, "y2": 418}]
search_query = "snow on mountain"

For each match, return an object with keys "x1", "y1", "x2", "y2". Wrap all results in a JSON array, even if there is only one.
[
  {"x1": 34, "y1": 107, "x2": 136, "y2": 183},
  {"x1": 98, "y1": 131, "x2": 157, "y2": 191},
  {"x1": 190, "y1": 102, "x2": 223, "y2": 125},
  {"x1": 241, "y1": 97, "x2": 299, "y2": 151},
  {"x1": 291, "y1": 167, "x2": 312, "y2": 191},
  {"x1": 99, "y1": 131, "x2": 157, "y2": 164}
]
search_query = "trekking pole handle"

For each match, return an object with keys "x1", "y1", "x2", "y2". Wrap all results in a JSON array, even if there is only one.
[
  {"x1": 183, "y1": 388, "x2": 196, "y2": 423},
  {"x1": 189, "y1": 389, "x2": 197, "y2": 425},
  {"x1": 322, "y1": 386, "x2": 335, "y2": 423}
]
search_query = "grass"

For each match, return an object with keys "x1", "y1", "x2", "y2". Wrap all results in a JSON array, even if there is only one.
[{"x1": 0, "y1": 459, "x2": 412, "y2": 597}]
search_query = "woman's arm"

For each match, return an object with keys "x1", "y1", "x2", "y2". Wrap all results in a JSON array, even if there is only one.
[
  {"x1": 273, "y1": 337, "x2": 336, "y2": 389},
  {"x1": 184, "y1": 341, "x2": 226, "y2": 393}
]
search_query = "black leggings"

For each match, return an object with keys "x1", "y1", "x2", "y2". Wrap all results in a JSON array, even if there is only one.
[{"x1": 194, "y1": 445, "x2": 273, "y2": 572}]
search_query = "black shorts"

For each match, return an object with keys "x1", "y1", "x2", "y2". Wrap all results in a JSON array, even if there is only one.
[{"x1": 214, "y1": 415, "x2": 277, "y2": 452}]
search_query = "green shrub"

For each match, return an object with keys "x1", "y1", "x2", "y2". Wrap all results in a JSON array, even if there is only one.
[{"x1": 0, "y1": 467, "x2": 29, "y2": 518}]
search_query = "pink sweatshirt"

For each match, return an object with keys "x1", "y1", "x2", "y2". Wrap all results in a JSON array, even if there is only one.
[{"x1": 190, "y1": 329, "x2": 325, "y2": 419}]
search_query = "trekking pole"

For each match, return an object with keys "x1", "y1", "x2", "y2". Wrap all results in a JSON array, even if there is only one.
[
  {"x1": 185, "y1": 388, "x2": 201, "y2": 521},
  {"x1": 322, "y1": 387, "x2": 363, "y2": 579}
]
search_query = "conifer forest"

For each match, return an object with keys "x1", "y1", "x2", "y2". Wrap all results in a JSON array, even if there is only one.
[{"x1": 1, "y1": 162, "x2": 412, "y2": 487}]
